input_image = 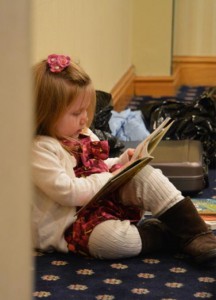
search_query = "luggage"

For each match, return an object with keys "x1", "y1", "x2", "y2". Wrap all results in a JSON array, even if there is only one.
[{"x1": 150, "y1": 140, "x2": 208, "y2": 195}]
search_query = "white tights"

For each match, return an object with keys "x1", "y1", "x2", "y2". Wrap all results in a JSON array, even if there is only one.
[{"x1": 88, "y1": 165, "x2": 184, "y2": 259}]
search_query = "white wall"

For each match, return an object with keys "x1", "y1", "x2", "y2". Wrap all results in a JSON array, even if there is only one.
[{"x1": 0, "y1": 0, "x2": 32, "y2": 300}]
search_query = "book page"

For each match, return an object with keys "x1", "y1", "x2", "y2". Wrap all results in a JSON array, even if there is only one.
[{"x1": 132, "y1": 118, "x2": 173, "y2": 160}]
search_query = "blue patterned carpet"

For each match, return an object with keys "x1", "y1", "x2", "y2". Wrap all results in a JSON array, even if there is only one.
[
  {"x1": 33, "y1": 86, "x2": 216, "y2": 299},
  {"x1": 33, "y1": 247, "x2": 216, "y2": 300},
  {"x1": 33, "y1": 170, "x2": 216, "y2": 299}
]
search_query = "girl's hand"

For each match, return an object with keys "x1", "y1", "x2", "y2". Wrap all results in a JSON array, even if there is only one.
[
  {"x1": 110, "y1": 148, "x2": 135, "y2": 176},
  {"x1": 111, "y1": 160, "x2": 132, "y2": 176},
  {"x1": 127, "y1": 148, "x2": 135, "y2": 161}
]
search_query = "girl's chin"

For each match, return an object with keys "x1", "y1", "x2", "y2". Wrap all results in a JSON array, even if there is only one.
[
  {"x1": 70, "y1": 132, "x2": 80, "y2": 139},
  {"x1": 75, "y1": 129, "x2": 83, "y2": 136},
  {"x1": 66, "y1": 130, "x2": 83, "y2": 139}
]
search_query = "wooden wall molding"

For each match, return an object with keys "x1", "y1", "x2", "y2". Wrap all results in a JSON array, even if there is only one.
[
  {"x1": 112, "y1": 56, "x2": 216, "y2": 109},
  {"x1": 173, "y1": 56, "x2": 216, "y2": 86},
  {"x1": 134, "y1": 72, "x2": 179, "y2": 97},
  {"x1": 111, "y1": 65, "x2": 135, "y2": 111},
  {"x1": 134, "y1": 56, "x2": 216, "y2": 97}
]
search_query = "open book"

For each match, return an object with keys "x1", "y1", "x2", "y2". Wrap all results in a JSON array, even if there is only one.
[{"x1": 76, "y1": 117, "x2": 174, "y2": 215}]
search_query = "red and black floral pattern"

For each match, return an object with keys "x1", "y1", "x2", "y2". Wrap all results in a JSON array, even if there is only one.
[{"x1": 61, "y1": 134, "x2": 140, "y2": 256}]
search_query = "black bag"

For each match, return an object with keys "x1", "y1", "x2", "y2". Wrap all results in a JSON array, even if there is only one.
[
  {"x1": 93, "y1": 129, "x2": 125, "y2": 156},
  {"x1": 93, "y1": 104, "x2": 113, "y2": 133},
  {"x1": 91, "y1": 90, "x2": 113, "y2": 132},
  {"x1": 141, "y1": 88, "x2": 216, "y2": 167},
  {"x1": 91, "y1": 90, "x2": 125, "y2": 154}
]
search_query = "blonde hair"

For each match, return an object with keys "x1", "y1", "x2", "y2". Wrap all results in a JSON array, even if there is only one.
[{"x1": 33, "y1": 58, "x2": 96, "y2": 137}]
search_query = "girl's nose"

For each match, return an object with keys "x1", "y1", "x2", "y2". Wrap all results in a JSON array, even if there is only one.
[{"x1": 80, "y1": 111, "x2": 88, "y2": 125}]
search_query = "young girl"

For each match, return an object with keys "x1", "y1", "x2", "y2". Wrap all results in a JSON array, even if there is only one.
[{"x1": 32, "y1": 54, "x2": 216, "y2": 265}]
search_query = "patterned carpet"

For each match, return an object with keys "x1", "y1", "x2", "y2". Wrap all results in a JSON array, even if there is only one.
[
  {"x1": 33, "y1": 247, "x2": 216, "y2": 300},
  {"x1": 33, "y1": 171, "x2": 216, "y2": 299},
  {"x1": 33, "y1": 86, "x2": 216, "y2": 299}
]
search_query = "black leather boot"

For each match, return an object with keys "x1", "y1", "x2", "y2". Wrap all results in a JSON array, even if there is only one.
[
  {"x1": 159, "y1": 197, "x2": 216, "y2": 264},
  {"x1": 137, "y1": 218, "x2": 178, "y2": 254}
]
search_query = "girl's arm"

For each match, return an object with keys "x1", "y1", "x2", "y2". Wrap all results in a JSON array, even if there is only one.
[{"x1": 32, "y1": 137, "x2": 113, "y2": 207}]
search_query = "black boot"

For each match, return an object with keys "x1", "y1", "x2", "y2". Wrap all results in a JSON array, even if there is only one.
[
  {"x1": 159, "y1": 197, "x2": 216, "y2": 264},
  {"x1": 137, "y1": 218, "x2": 178, "y2": 254}
]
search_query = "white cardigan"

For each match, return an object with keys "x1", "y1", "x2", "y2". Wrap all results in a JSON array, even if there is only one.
[{"x1": 32, "y1": 129, "x2": 129, "y2": 252}]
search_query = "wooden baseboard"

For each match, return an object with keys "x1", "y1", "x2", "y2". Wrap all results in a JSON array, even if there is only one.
[
  {"x1": 111, "y1": 65, "x2": 135, "y2": 111},
  {"x1": 173, "y1": 56, "x2": 216, "y2": 86},
  {"x1": 112, "y1": 56, "x2": 216, "y2": 109},
  {"x1": 134, "y1": 56, "x2": 216, "y2": 97},
  {"x1": 134, "y1": 72, "x2": 179, "y2": 97}
]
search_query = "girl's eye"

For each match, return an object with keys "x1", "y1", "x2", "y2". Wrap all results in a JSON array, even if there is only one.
[
  {"x1": 71, "y1": 111, "x2": 81, "y2": 116},
  {"x1": 73, "y1": 109, "x2": 88, "y2": 117}
]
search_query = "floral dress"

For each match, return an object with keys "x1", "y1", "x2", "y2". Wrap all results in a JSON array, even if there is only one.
[{"x1": 62, "y1": 134, "x2": 141, "y2": 256}]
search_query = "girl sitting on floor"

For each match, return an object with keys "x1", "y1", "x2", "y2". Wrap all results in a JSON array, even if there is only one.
[{"x1": 32, "y1": 54, "x2": 216, "y2": 265}]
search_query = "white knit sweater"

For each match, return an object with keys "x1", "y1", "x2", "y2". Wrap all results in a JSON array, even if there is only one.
[{"x1": 32, "y1": 129, "x2": 129, "y2": 252}]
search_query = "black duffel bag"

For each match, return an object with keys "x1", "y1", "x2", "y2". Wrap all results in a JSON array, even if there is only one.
[
  {"x1": 141, "y1": 88, "x2": 216, "y2": 167},
  {"x1": 91, "y1": 90, "x2": 125, "y2": 154}
]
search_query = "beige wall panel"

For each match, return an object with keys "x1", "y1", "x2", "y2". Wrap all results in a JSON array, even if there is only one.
[
  {"x1": 133, "y1": 0, "x2": 173, "y2": 76},
  {"x1": 31, "y1": 0, "x2": 133, "y2": 92},
  {"x1": 174, "y1": 0, "x2": 216, "y2": 55},
  {"x1": 0, "y1": 0, "x2": 32, "y2": 299}
]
